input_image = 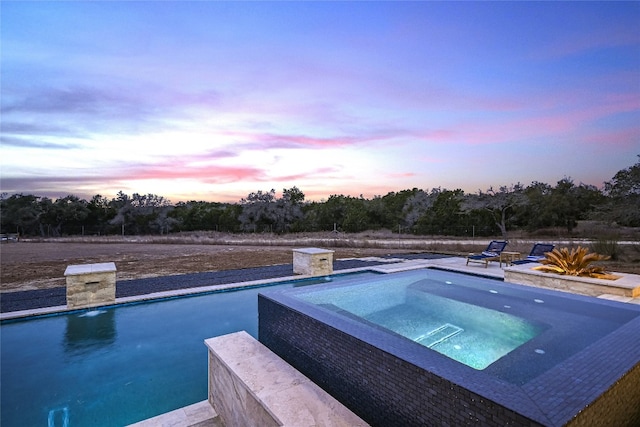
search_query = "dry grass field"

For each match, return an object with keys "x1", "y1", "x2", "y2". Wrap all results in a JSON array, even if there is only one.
[
  {"x1": 1, "y1": 230, "x2": 638, "y2": 292},
  {"x1": 0, "y1": 240, "x2": 414, "y2": 292}
]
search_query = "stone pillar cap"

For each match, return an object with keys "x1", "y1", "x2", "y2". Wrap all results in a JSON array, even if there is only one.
[
  {"x1": 64, "y1": 262, "x2": 117, "y2": 276},
  {"x1": 292, "y1": 248, "x2": 334, "y2": 254}
]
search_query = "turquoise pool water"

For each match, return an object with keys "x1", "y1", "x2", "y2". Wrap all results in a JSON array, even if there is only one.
[
  {"x1": 297, "y1": 277, "x2": 546, "y2": 369},
  {"x1": 275, "y1": 269, "x2": 637, "y2": 385},
  {"x1": 0, "y1": 274, "x2": 376, "y2": 427}
]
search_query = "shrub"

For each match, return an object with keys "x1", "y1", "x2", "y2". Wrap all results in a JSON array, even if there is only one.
[
  {"x1": 533, "y1": 246, "x2": 610, "y2": 278},
  {"x1": 591, "y1": 235, "x2": 620, "y2": 261}
]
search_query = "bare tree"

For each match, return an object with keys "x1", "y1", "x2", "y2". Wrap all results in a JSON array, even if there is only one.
[
  {"x1": 463, "y1": 185, "x2": 527, "y2": 240},
  {"x1": 109, "y1": 192, "x2": 173, "y2": 235},
  {"x1": 402, "y1": 188, "x2": 440, "y2": 229}
]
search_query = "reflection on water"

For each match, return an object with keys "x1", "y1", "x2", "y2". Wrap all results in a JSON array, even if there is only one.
[
  {"x1": 64, "y1": 309, "x2": 116, "y2": 353},
  {"x1": 1, "y1": 278, "x2": 310, "y2": 426}
]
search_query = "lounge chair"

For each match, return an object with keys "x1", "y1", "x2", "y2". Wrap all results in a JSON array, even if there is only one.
[
  {"x1": 466, "y1": 241, "x2": 508, "y2": 268},
  {"x1": 511, "y1": 243, "x2": 555, "y2": 265}
]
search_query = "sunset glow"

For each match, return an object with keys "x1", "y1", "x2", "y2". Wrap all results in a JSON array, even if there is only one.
[{"x1": 1, "y1": 1, "x2": 638, "y2": 203}]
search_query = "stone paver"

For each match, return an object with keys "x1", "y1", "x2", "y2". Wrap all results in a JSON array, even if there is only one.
[{"x1": 126, "y1": 401, "x2": 222, "y2": 427}]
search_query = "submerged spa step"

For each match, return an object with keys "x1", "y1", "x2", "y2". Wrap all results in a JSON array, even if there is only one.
[{"x1": 415, "y1": 323, "x2": 463, "y2": 348}]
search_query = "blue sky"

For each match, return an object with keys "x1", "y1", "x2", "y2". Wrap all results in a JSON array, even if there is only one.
[{"x1": 1, "y1": 1, "x2": 639, "y2": 203}]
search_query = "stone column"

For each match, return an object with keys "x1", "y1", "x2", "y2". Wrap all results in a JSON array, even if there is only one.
[
  {"x1": 292, "y1": 248, "x2": 334, "y2": 276},
  {"x1": 64, "y1": 262, "x2": 117, "y2": 309}
]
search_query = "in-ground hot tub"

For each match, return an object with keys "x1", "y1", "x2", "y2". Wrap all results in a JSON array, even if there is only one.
[{"x1": 258, "y1": 269, "x2": 640, "y2": 426}]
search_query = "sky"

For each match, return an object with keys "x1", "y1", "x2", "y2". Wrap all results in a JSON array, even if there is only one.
[{"x1": 1, "y1": 1, "x2": 639, "y2": 204}]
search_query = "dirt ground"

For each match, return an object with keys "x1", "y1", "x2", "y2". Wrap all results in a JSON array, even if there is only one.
[
  {"x1": 0, "y1": 242, "x2": 411, "y2": 292},
  {"x1": 3, "y1": 239, "x2": 638, "y2": 293}
]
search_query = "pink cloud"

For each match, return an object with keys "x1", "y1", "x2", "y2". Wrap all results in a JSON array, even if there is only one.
[
  {"x1": 223, "y1": 130, "x2": 395, "y2": 151},
  {"x1": 131, "y1": 162, "x2": 265, "y2": 184},
  {"x1": 418, "y1": 129, "x2": 458, "y2": 142},
  {"x1": 199, "y1": 149, "x2": 239, "y2": 160},
  {"x1": 274, "y1": 167, "x2": 342, "y2": 182},
  {"x1": 582, "y1": 127, "x2": 640, "y2": 149},
  {"x1": 414, "y1": 85, "x2": 639, "y2": 147},
  {"x1": 386, "y1": 172, "x2": 418, "y2": 179},
  {"x1": 116, "y1": 155, "x2": 345, "y2": 188},
  {"x1": 259, "y1": 133, "x2": 365, "y2": 149}
]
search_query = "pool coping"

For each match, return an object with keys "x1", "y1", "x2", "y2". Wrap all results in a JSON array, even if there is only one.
[
  {"x1": 204, "y1": 331, "x2": 369, "y2": 426},
  {"x1": 3, "y1": 256, "x2": 638, "y2": 321},
  {"x1": 125, "y1": 401, "x2": 220, "y2": 427},
  {"x1": 504, "y1": 262, "x2": 640, "y2": 297},
  {"x1": 0, "y1": 260, "x2": 409, "y2": 321},
  {"x1": 0, "y1": 275, "x2": 306, "y2": 321}
]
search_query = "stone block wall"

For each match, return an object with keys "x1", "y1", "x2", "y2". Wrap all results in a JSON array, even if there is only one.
[
  {"x1": 293, "y1": 248, "x2": 334, "y2": 276},
  {"x1": 205, "y1": 331, "x2": 368, "y2": 427},
  {"x1": 504, "y1": 267, "x2": 640, "y2": 297},
  {"x1": 65, "y1": 262, "x2": 116, "y2": 309}
]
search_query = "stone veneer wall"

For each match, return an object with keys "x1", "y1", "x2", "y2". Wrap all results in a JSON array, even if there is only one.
[
  {"x1": 258, "y1": 295, "x2": 543, "y2": 427},
  {"x1": 207, "y1": 347, "x2": 280, "y2": 427},
  {"x1": 205, "y1": 331, "x2": 368, "y2": 427},
  {"x1": 65, "y1": 262, "x2": 117, "y2": 309},
  {"x1": 504, "y1": 267, "x2": 640, "y2": 298},
  {"x1": 292, "y1": 248, "x2": 334, "y2": 276}
]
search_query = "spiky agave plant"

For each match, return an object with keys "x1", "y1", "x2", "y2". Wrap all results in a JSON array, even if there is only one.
[{"x1": 533, "y1": 246, "x2": 610, "y2": 277}]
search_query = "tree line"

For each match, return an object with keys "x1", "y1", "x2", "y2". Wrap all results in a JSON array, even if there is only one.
[{"x1": 2, "y1": 157, "x2": 638, "y2": 239}]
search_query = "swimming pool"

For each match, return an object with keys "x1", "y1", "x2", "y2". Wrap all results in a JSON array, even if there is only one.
[
  {"x1": 0, "y1": 273, "x2": 377, "y2": 427},
  {"x1": 296, "y1": 275, "x2": 549, "y2": 371},
  {"x1": 259, "y1": 268, "x2": 640, "y2": 426}
]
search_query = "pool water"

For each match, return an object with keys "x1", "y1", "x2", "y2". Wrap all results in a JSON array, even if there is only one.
[
  {"x1": 298, "y1": 275, "x2": 545, "y2": 369},
  {"x1": 291, "y1": 269, "x2": 632, "y2": 380},
  {"x1": 0, "y1": 274, "x2": 375, "y2": 427},
  {"x1": 364, "y1": 295, "x2": 545, "y2": 369}
]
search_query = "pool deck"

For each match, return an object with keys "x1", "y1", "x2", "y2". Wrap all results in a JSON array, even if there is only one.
[
  {"x1": 0, "y1": 258, "x2": 390, "y2": 319},
  {"x1": 3, "y1": 254, "x2": 639, "y2": 427},
  {"x1": 2, "y1": 254, "x2": 638, "y2": 321}
]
